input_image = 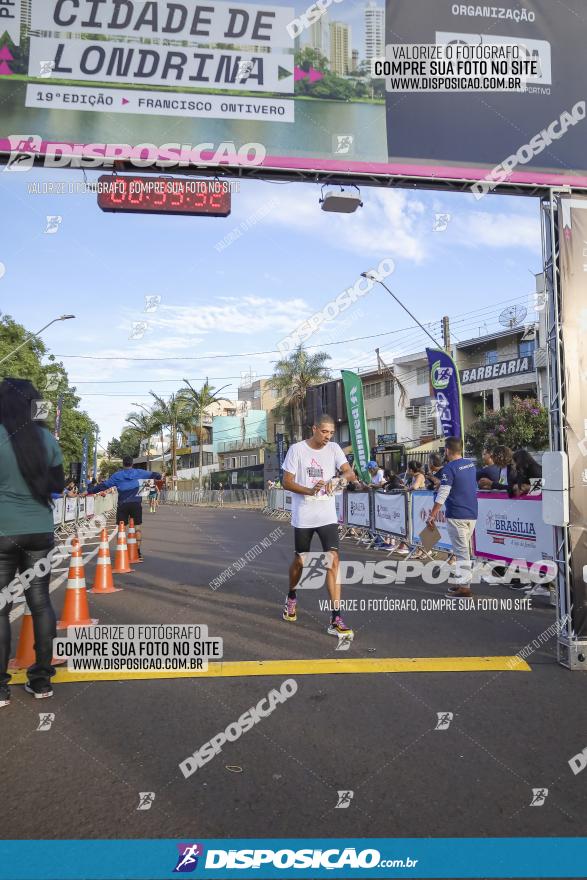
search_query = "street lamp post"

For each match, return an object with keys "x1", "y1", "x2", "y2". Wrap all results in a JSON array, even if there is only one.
[
  {"x1": 0, "y1": 314, "x2": 76, "y2": 367},
  {"x1": 360, "y1": 274, "x2": 442, "y2": 349}
]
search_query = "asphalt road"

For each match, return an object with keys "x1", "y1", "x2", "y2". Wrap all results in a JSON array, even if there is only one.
[{"x1": 2, "y1": 502, "x2": 587, "y2": 877}]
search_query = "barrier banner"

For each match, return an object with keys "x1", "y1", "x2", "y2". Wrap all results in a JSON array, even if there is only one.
[
  {"x1": 52, "y1": 496, "x2": 64, "y2": 525},
  {"x1": 410, "y1": 490, "x2": 451, "y2": 550},
  {"x1": 85, "y1": 495, "x2": 95, "y2": 516},
  {"x1": 274, "y1": 489, "x2": 284, "y2": 511},
  {"x1": 474, "y1": 492, "x2": 555, "y2": 565},
  {"x1": 373, "y1": 491, "x2": 408, "y2": 539},
  {"x1": 64, "y1": 497, "x2": 78, "y2": 522},
  {"x1": 77, "y1": 495, "x2": 86, "y2": 518},
  {"x1": 346, "y1": 492, "x2": 371, "y2": 527},
  {"x1": 334, "y1": 492, "x2": 345, "y2": 525},
  {"x1": 284, "y1": 491, "x2": 293, "y2": 512}
]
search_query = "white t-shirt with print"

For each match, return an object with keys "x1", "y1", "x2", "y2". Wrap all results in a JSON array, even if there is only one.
[
  {"x1": 370, "y1": 469, "x2": 386, "y2": 486},
  {"x1": 282, "y1": 440, "x2": 348, "y2": 528}
]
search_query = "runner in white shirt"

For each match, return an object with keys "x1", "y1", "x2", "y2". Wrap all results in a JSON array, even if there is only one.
[{"x1": 281, "y1": 414, "x2": 365, "y2": 638}]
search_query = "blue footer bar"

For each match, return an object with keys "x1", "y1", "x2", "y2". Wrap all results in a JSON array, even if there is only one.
[{"x1": 0, "y1": 838, "x2": 586, "y2": 879}]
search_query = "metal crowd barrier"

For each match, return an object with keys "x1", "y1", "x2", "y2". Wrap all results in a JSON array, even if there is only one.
[
  {"x1": 161, "y1": 488, "x2": 267, "y2": 508},
  {"x1": 53, "y1": 490, "x2": 118, "y2": 540},
  {"x1": 262, "y1": 488, "x2": 554, "y2": 565}
]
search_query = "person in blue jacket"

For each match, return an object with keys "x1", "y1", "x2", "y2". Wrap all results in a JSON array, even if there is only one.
[{"x1": 89, "y1": 456, "x2": 161, "y2": 561}]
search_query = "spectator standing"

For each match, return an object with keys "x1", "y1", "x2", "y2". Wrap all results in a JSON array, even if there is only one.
[
  {"x1": 428, "y1": 436, "x2": 478, "y2": 597},
  {"x1": 0, "y1": 379, "x2": 65, "y2": 706}
]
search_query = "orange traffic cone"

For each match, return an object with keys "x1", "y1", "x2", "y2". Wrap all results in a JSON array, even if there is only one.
[
  {"x1": 9, "y1": 607, "x2": 65, "y2": 669},
  {"x1": 91, "y1": 529, "x2": 122, "y2": 594},
  {"x1": 127, "y1": 518, "x2": 140, "y2": 564},
  {"x1": 57, "y1": 539, "x2": 98, "y2": 629},
  {"x1": 112, "y1": 522, "x2": 133, "y2": 574}
]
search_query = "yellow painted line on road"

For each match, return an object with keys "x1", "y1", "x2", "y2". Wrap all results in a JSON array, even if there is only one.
[{"x1": 8, "y1": 655, "x2": 530, "y2": 685}]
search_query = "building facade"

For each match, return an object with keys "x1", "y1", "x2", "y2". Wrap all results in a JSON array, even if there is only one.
[
  {"x1": 455, "y1": 323, "x2": 545, "y2": 424},
  {"x1": 329, "y1": 22, "x2": 351, "y2": 75},
  {"x1": 364, "y1": 1, "x2": 384, "y2": 65}
]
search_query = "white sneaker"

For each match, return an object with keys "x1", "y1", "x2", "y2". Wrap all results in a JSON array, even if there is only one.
[{"x1": 482, "y1": 574, "x2": 505, "y2": 585}]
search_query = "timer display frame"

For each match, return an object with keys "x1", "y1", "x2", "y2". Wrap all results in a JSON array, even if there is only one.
[{"x1": 97, "y1": 175, "x2": 231, "y2": 217}]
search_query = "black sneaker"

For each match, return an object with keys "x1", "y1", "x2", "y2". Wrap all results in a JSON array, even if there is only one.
[
  {"x1": 0, "y1": 685, "x2": 10, "y2": 708},
  {"x1": 24, "y1": 682, "x2": 53, "y2": 699}
]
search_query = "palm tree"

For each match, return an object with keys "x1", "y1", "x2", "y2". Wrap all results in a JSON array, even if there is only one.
[
  {"x1": 267, "y1": 345, "x2": 331, "y2": 443},
  {"x1": 148, "y1": 392, "x2": 192, "y2": 481},
  {"x1": 178, "y1": 379, "x2": 232, "y2": 491},
  {"x1": 126, "y1": 409, "x2": 159, "y2": 468}
]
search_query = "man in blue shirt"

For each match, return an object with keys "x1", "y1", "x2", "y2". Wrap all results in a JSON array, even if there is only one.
[
  {"x1": 427, "y1": 436, "x2": 478, "y2": 597},
  {"x1": 89, "y1": 456, "x2": 161, "y2": 561}
]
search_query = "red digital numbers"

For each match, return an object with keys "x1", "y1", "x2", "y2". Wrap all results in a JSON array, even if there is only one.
[{"x1": 97, "y1": 176, "x2": 231, "y2": 217}]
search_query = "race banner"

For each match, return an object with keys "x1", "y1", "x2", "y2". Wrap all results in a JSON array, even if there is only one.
[
  {"x1": 2, "y1": 1, "x2": 587, "y2": 188},
  {"x1": 53, "y1": 394, "x2": 63, "y2": 439},
  {"x1": 334, "y1": 491, "x2": 345, "y2": 525},
  {"x1": 341, "y1": 370, "x2": 371, "y2": 483},
  {"x1": 373, "y1": 491, "x2": 408, "y2": 538},
  {"x1": 85, "y1": 494, "x2": 95, "y2": 517},
  {"x1": 80, "y1": 434, "x2": 89, "y2": 491},
  {"x1": 346, "y1": 492, "x2": 370, "y2": 528},
  {"x1": 284, "y1": 490, "x2": 293, "y2": 513},
  {"x1": 473, "y1": 493, "x2": 556, "y2": 565},
  {"x1": 558, "y1": 194, "x2": 587, "y2": 639},
  {"x1": 410, "y1": 490, "x2": 451, "y2": 551},
  {"x1": 0, "y1": 0, "x2": 21, "y2": 47},
  {"x1": 276, "y1": 432, "x2": 285, "y2": 482},
  {"x1": 426, "y1": 347, "x2": 463, "y2": 441}
]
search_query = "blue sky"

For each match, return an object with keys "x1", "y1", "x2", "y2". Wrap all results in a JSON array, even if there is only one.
[{"x1": 0, "y1": 167, "x2": 542, "y2": 447}]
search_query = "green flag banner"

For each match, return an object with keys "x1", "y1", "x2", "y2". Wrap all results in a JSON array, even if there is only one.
[{"x1": 341, "y1": 370, "x2": 371, "y2": 483}]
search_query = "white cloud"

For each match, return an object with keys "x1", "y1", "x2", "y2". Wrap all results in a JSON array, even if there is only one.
[
  {"x1": 234, "y1": 185, "x2": 429, "y2": 262},
  {"x1": 453, "y1": 210, "x2": 540, "y2": 251}
]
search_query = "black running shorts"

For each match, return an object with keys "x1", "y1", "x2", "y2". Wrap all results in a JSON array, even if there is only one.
[
  {"x1": 116, "y1": 500, "x2": 143, "y2": 526},
  {"x1": 294, "y1": 523, "x2": 339, "y2": 555}
]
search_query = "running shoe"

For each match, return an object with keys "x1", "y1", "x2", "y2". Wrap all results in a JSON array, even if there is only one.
[
  {"x1": 282, "y1": 595, "x2": 297, "y2": 622},
  {"x1": 24, "y1": 682, "x2": 53, "y2": 699},
  {"x1": 394, "y1": 545, "x2": 410, "y2": 555},
  {"x1": 446, "y1": 585, "x2": 473, "y2": 598},
  {"x1": 0, "y1": 685, "x2": 10, "y2": 708},
  {"x1": 327, "y1": 615, "x2": 354, "y2": 639}
]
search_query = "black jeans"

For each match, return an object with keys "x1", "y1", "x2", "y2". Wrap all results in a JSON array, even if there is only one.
[{"x1": 0, "y1": 533, "x2": 56, "y2": 688}]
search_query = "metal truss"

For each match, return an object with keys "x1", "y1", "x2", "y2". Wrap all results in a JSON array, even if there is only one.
[{"x1": 541, "y1": 191, "x2": 587, "y2": 669}]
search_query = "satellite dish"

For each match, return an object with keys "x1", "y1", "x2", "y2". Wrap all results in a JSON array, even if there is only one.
[{"x1": 499, "y1": 304, "x2": 527, "y2": 329}]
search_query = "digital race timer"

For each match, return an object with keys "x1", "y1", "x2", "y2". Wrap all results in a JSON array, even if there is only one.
[{"x1": 96, "y1": 175, "x2": 231, "y2": 217}]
